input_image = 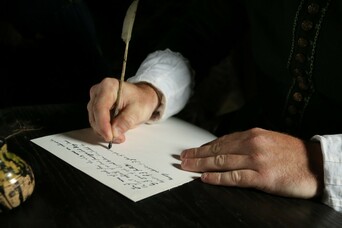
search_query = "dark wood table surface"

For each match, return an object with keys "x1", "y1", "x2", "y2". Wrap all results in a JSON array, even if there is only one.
[{"x1": 0, "y1": 103, "x2": 342, "y2": 227}]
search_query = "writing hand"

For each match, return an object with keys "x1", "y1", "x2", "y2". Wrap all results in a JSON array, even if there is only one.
[
  {"x1": 180, "y1": 128, "x2": 324, "y2": 198},
  {"x1": 87, "y1": 77, "x2": 160, "y2": 144}
]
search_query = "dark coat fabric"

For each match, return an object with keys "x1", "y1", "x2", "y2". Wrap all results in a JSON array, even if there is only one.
[{"x1": 135, "y1": 0, "x2": 342, "y2": 139}]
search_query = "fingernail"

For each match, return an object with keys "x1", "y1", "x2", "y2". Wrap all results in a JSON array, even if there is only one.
[
  {"x1": 112, "y1": 127, "x2": 121, "y2": 138},
  {"x1": 112, "y1": 137, "x2": 121, "y2": 144},
  {"x1": 201, "y1": 173, "x2": 208, "y2": 180},
  {"x1": 111, "y1": 127, "x2": 123, "y2": 144}
]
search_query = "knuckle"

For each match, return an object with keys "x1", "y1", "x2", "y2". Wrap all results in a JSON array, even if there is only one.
[
  {"x1": 214, "y1": 155, "x2": 226, "y2": 168},
  {"x1": 89, "y1": 84, "x2": 97, "y2": 96},
  {"x1": 244, "y1": 129, "x2": 268, "y2": 163},
  {"x1": 246, "y1": 128, "x2": 267, "y2": 145},
  {"x1": 210, "y1": 141, "x2": 222, "y2": 155},
  {"x1": 195, "y1": 158, "x2": 202, "y2": 169},
  {"x1": 86, "y1": 101, "x2": 92, "y2": 112},
  {"x1": 230, "y1": 170, "x2": 242, "y2": 184},
  {"x1": 188, "y1": 147, "x2": 199, "y2": 158},
  {"x1": 101, "y1": 77, "x2": 118, "y2": 90},
  {"x1": 213, "y1": 173, "x2": 222, "y2": 184},
  {"x1": 102, "y1": 77, "x2": 114, "y2": 84},
  {"x1": 121, "y1": 114, "x2": 138, "y2": 130}
]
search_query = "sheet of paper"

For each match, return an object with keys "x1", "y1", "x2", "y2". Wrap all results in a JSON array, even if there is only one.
[{"x1": 31, "y1": 117, "x2": 216, "y2": 202}]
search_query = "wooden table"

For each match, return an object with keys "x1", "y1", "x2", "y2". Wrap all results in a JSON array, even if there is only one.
[{"x1": 1, "y1": 103, "x2": 341, "y2": 227}]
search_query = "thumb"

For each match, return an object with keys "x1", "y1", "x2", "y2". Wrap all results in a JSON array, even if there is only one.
[{"x1": 111, "y1": 110, "x2": 141, "y2": 144}]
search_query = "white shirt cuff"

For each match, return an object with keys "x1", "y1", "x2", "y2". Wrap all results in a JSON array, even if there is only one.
[
  {"x1": 128, "y1": 49, "x2": 193, "y2": 122},
  {"x1": 312, "y1": 134, "x2": 342, "y2": 212}
]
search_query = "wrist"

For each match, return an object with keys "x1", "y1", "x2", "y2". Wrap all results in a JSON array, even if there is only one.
[{"x1": 136, "y1": 82, "x2": 163, "y2": 118}]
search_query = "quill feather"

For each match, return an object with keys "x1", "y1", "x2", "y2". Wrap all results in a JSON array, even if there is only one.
[
  {"x1": 109, "y1": 0, "x2": 139, "y2": 149},
  {"x1": 121, "y1": 0, "x2": 139, "y2": 43},
  {"x1": 115, "y1": 0, "x2": 139, "y2": 115}
]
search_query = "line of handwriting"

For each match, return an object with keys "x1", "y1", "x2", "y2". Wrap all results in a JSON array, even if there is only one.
[{"x1": 50, "y1": 138, "x2": 174, "y2": 190}]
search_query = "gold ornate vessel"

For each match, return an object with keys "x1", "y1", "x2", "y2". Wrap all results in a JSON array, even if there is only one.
[{"x1": 0, "y1": 138, "x2": 35, "y2": 211}]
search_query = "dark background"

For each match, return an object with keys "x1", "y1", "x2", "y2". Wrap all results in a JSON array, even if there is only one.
[
  {"x1": 0, "y1": 1, "x2": 131, "y2": 107},
  {"x1": 0, "y1": 0, "x2": 243, "y2": 109}
]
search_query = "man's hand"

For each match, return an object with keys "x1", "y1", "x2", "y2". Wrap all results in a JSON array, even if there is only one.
[
  {"x1": 87, "y1": 77, "x2": 160, "y2": 144},
  {"x1": 180, "y1": 128, "x2": 324, "y2": 199}
]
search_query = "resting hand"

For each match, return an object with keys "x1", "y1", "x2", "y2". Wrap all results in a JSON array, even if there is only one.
[
  {"x1": 87, "y1": 77, "x2": 160, "y2": 144},
  {"x1": 180, "y1": 128, "x2": 324, "y2": 199}
]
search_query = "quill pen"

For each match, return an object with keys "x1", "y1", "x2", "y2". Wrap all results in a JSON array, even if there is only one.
[{"x1": 109, "y1": 0, "x2": 139, "y2": 149}]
